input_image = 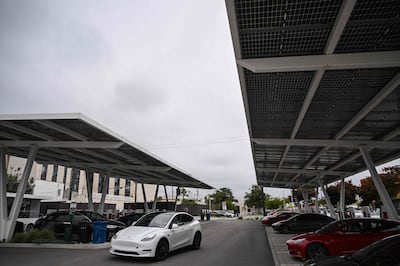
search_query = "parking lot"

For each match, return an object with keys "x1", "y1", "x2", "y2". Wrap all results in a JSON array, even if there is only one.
[
  {"x1": 265, "y1": 226, "x2": 303, "y2": 266},
  {"x1": 0, "y1": 219, "x2": 279, "y2": 266}
]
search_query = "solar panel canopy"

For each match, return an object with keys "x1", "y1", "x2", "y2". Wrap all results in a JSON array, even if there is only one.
[
  {"x1": 226, "y1": 0, "x2": 400, "y2": 190},
  {"x1": 0, "y1": 113, "x2": 212, "y2": 189}
]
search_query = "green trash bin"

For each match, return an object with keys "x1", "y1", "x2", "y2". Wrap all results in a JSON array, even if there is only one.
[{"x1": 64, "y1": 226, "x2": 72, "y2": 243}]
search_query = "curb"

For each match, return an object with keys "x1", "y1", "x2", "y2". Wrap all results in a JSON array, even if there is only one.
[
  {"x1": 0, "y1": 242, "x2": 110, "y2": 249},
  {"x1": 265, "y1": 226, "x2": 280, "y2": 266}
]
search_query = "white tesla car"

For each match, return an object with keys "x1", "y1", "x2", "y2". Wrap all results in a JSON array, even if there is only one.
[{"x1": 110, "y1": 211, "x2": 202, "y2": 260}]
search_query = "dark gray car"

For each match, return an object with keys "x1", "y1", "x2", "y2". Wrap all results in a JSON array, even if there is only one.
[{"x1": 272, "y1": 213, "x2": 334, "y2": 233}]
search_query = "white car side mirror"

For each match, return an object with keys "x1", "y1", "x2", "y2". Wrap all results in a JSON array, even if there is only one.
[{"x1": 171, "y1": 223, "x2": 179, "y2": 229}]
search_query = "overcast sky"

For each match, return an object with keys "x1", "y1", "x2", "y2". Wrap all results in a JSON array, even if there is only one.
[{"x1": 1, "y1": 0, "x2": 398, "y2": 201}]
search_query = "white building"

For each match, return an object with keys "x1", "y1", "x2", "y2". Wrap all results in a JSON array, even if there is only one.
[{"x1": 7, "y1": 155, "x2": 158, "y2": 211}]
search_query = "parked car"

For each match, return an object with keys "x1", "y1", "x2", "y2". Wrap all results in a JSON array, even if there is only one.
[
  {"x1": 303, "y1": 234, "x2": 400, "y2": 266},
  {"x1": 117, "y1": 212, "x2": 145, "y2": 226},
  {"x1": 110, "y1": 211, "x2": 202, "y2": 260},
  {"x1": 261, "y1": 211, "x2": 299, "y2": 226},
  {"x1": 287, "y1": 218, "x2": 400, "y2": 260},
  {"x1": 17, "y1": 210, "x2": 40, "y2": 232},
  {"x1": 35, "y1": 210, "x2": 126, "y2": 242},
  {"x1": 272, "y1": 213, "x2": 335, "y2": 233}
]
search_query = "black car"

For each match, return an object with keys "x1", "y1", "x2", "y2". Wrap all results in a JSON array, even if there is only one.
[
  {"x1": 304, "y1": 234, "x2": 400, "y2": 266},
  {"x1": 117, "y1": 212, "x2": 145, "y2": 226},
  {"x1": 35, "y1": 210, "x2": 126, "y2": 242},
  {"x1": 272, "y1": 213, "x2": 335, "y2": 233}
]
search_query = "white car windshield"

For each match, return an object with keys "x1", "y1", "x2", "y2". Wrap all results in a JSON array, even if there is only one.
[{"x1": 134, "y1": 212, "x2": 175, "y2": 228}]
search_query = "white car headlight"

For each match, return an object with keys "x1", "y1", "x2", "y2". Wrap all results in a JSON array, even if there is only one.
[
  {"x1": 141, "y1": 234, "x2": 156, "y2": 242},
  {"x1": 112, "y1": 232, "x2": 119, "y2": 239},
  {"x1": 294, "y1": 239, "x2": 306, "y2": 244}
]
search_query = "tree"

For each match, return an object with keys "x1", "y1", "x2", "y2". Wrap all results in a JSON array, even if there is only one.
[
  {"x1": 244, "y1": 185, "x2": 267, "y2": 209},
  {"x1": 7, "y1": 167, "x2": 35, "y2": 194},
  {"x1": 265, "y1": 197, "x2": 284, "y2": 209},
  {"x1": 325, "y1": 181, "x2": 359, "y2": 206},
  {"x1": 358, "y1": 166, "x2": 400, "y2": 205},
  {"x1": 206, "y1": 187, "x2": 237, "y2": 210}
]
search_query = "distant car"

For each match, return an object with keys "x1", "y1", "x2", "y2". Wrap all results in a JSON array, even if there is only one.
[
  {"x1": 287, "y1": 218, "x2": 400, "y2": 260},
  {"x1": 272, "y1": 213, "x2": 335, "y2": 233},
  {"x1": 303, "y1": 234, "x2": 400, "y2": 266},
  {"x1": 261, "y1": 211, "x2": 299, "y2": 226},
  {"x1": 110, "y1": 212, "x2": 202, "y2": 260},
  {"x1": 35, "y1": 210, "x2": 126, "y2": 242},
  {"x1": 117, "y1": 212, "x2": 145, "y2": 226}
]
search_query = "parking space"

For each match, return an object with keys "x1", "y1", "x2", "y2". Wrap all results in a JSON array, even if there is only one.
[{"x1": 264, "y1": 226, "x2": 303, "y2": 266}]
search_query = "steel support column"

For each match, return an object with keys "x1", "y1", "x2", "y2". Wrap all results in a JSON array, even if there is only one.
[
  {"x1": 315, "y1": 186, "x2": 319, "y2": 213},
  {"x1": 152, "y1": 184, "x2": 159, "y2": 212},
  {"x1": 141, "y1": 183, "x2": 149, "y2": 213},
  {"x1": 294, "y1": 194, "x2": 302, "y2": 213},
  {"x1": 0, "y1": 146, "x2": 8, "y2": 242},
  {"x1": 300, "y1": 189, "x2": 311, "y2": 213},
  {"x1": 164, "y1": 185, "x2": 169, "y2": 204},
  {"x1": 85, "y1": 170, "x2": 94, "y2": 211},
  {"x1": 134, "y1": 182, "x2": 137, "y2": 203},
  {"x1": 359, "y1": 146, "x2": 399, "y2": 221},
  {"x1": 3, "y1": 145, "x2": 37, "y2": 241},
  {"x1": 318, "y1": 176, "x2": 338, "y2": 220},
  {"x1": 340, "y1": 177, "x2": 346, "y2": 220},
  {"x1": 98, "y1": 170, "x2": 110, "y2": 214}
]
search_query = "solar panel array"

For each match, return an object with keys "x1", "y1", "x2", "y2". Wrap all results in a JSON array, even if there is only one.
[{"x1": 227, "y1": 0, "x2": 400, "y2": 189}]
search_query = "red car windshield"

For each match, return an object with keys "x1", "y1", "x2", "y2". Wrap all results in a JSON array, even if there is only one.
[{"x1": 315, "y1": 220, "x2": 342, "y2": 234}]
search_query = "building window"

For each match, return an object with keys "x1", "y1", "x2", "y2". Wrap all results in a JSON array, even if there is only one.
[
  {"x1": 125, "y1": 180, "x2": 131, "y2": 197},
  {"x1": 114, "y1": 177, "x2": 120, "y2": 195},
  {"x1": 98, "y1": 174, "x2": 104, "y2": 193},
  {"x1": 40, "y1": 164, "x2": 47, "y2": 180},
  {"x1": 63, "y1": 167, "x2": 68, "y2": 184},
  {"x1": 71, "y1": 169, "x2": 80, "y2": 192},
  {"x1": 52, "y1": 165, "x2": 58, "y2": 182}
]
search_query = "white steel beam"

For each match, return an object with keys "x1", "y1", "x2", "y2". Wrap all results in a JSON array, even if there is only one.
[
  {"x1": 152, "y1": 184, "x2": 159, "y2": 212},
  {"x1": 5, "y1": 145, "x2": 37, "y2": 241},
  {"x1": 317, "y1": 176, "x2": 338, "y2": 220},
  {"x1": 0, "y1": 140, "x2": 123, "y2": 149},
  {"x1": 98, "y1": 170, "x2": 110, "y2": 214},
  {"x1": 36, "y1": 161, "x2": 171, "y2": 172},
  {"x1": 142, "y1": 183, "x2": 149, "y2": 213},
  {"x1": 85, "y1": 170, "x2": 94, "y2": 211},
  {"x1": 164, "y1": 185, "x2": 169, "y2": 204},
  {"x1": 335, "y1": 72, "x2": 400, "y2": 138},
  {"x1": 36, "y1": 120, "x2": 87, "y2": 141},
  {"x1": 359, "y1": 147, "x2": 399, "y2": 221},
  {"x1": 288, "y1": 74, "x2": 400, "y2": 187},
  {"x1": 300, "y1": 188, "x2": 311, "y2": 213},
  {"x1": 253, "y1": 138, "x2": 400, "y2": 148},
  {"x1": 0, "y1": 146, "x2": 8, "y2": 242},
  {"x1": 340, "y1": 177, "x2": 346, "y2": 220},
  {"x1": 257, "y1": 167, "x2": 352, "y2": 176},
  {"x1": 325, "y1": 0, "x2": 357, "y2": 54},
  {"x1": 315, "y1": 186, "x2": 319, "y2": 213},
  {"x1": 271, "y1": 70, "x2": 325, "y2": 185},
  {"x1": 271, "y1": 0, "x2": 357, "y2": 186},
  {"x1": 237, "y1": 51, "x2": 400, "y2": 73}
]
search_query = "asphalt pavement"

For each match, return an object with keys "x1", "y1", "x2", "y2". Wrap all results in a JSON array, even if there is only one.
[{"x1": 0, "y1": 218, "x2": 277, "y2": 266}]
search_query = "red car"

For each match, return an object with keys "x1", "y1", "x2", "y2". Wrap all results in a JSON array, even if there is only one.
[
  {"x1": 261, "y1": 211, "x2": 299, "y2": 226},
  {"x1": 287, "y1": 218, "x2": 400, "y2": 260}
]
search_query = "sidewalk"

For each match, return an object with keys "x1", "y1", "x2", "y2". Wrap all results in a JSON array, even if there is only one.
[
  {"x1": 0, "y1": 242, "x2": 110, "y2": 249},
  {"x1": 264, "y1": 226, "x2": 303, "y2": 266}
]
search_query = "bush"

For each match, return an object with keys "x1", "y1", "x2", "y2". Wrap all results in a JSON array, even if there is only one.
[{"x1": 10, "y1": 229, "x2": 56, "y2": 243}]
